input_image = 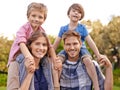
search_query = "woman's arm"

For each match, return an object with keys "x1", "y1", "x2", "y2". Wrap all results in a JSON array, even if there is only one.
[
  {"x1": 19, "y1": 58, "x2": 34, "y2": 90},
  {"x1": 7, "y1": 61, "x2": 34, "y2": 90},
  {"x1": 20, "y1": 73, "x2": 34, "y2": 90},
  {"x1": 7, "y1": 62, "x2": 20, "y2": 90}
]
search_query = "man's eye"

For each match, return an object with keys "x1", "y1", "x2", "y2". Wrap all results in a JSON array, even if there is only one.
[
  {"x1": 66, "y1": 44, "x2": 70, "y2": 46},
  {"x1": 73, "y1": 43, "x2": 78, "y2": 45}
]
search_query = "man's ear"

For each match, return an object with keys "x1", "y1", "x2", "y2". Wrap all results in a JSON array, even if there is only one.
[
  {"x1": 80, "y1": 41, "x2": 82, "y2": 46},
  {"x1": 63, "y1": 44, "x2": 66, "y2": 52},
  {"x1": 63, "y1": 46, "x2": 65, "y2": 51}
]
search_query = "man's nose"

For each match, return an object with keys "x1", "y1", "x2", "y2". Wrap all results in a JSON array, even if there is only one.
[{"x1": 70, "y1": 45, "x2": 74, "y2": 49}]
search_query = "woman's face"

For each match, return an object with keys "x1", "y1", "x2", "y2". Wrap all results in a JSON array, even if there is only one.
[{"x1": 30, "y1": 36, "x2": 48, "y2": 59}]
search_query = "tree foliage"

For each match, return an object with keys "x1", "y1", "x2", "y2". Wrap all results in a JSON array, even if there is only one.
[
  {"x1": 0, "y1": 36, "x2": 13, "y2": 73},
  {"x1": 89, "y1": 16, "x2": 120, "y2": 68},
  {"x1": 0, "y1": 16, "x2": 120, "y2": 73}
]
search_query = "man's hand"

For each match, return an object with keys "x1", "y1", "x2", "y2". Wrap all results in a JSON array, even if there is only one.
[{"x1": 98, "y1": 55, "x2": 112, "y2": 68}]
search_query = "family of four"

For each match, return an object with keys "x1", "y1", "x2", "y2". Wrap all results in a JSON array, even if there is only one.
[{"x1": 7, "y1": 2, "x2": 113, "y2": 90}]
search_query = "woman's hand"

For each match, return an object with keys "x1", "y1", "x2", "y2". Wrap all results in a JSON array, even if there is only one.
[
  {"x1": 54, "y1": 56, "x2": 62, "y2": 71},
  {"x1": 24, "y1": 57, "x2": 35, "y2": 73}
]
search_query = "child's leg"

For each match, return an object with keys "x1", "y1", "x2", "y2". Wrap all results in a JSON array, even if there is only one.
[
  {"x1": 83, "y1": 56, "x2": 100, "y2": 90},
  {"x1": 52, "y1": 63, "x2": 60, "y2": 90}
]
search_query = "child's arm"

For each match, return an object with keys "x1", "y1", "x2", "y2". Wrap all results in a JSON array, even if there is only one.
[
  {"x1": 53, "y1": 37, "x2": 62, "y2": 50},
  {"x1": 19, "y1": 43, "x2": 35, "y2": 72},
  {"x1": 85, "y1": 35, "x2": 103, "y2": 60},
  {"x1": 19, "y1": 43, "x2": 33, "y2": 58}
]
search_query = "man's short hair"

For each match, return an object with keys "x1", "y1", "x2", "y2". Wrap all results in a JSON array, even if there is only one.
[{"x1": 62, "y1": 30, "x2": 81, "y2": 43}]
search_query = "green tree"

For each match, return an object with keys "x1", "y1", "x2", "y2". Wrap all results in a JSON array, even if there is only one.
[{"x1": 0, "y1": 36, "x2": 13, "y2": 73}]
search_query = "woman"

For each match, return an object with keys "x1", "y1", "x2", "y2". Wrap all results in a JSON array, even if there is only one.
[{"x1": 7, "y1": 30, "x2": 54, "y2": 90}]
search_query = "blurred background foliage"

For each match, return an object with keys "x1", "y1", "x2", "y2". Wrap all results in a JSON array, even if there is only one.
[{"x1": 0, "y1": 16, "x2": 120, "y2": 87}]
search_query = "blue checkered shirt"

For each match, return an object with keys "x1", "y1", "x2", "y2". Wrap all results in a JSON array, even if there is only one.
[{"x1": 60, "y1": 58, "x2": 105, "y2": 90}]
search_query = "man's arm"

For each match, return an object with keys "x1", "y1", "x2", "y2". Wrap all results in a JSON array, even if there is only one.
[{"x1": 99, "y1": 55, "x2": 113, "y2": 90}]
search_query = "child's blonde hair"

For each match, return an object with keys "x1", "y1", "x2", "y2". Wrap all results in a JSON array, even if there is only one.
[{"x1": 27, "y1": 2, "x2": 48, "y2": 20}]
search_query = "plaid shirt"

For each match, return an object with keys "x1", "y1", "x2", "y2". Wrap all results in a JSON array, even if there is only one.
[{"x1": 60, "y1": 58, "x2": 105, "y2": 90}]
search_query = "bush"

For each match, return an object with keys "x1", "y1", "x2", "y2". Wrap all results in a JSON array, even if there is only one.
[
  {"x1": 0, "y1": 74, "x2": 7, "y2": 86},
  {"x1": 113, "y1": 69, "x2": 120, "y2": 87}
]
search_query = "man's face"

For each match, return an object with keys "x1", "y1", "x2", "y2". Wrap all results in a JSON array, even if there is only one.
[{"x1": 64, "y1": 36, "x2": 82, "y2": 61}]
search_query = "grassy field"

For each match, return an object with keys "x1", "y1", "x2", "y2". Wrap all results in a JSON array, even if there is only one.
[{"x1": 1, "y1": 86, "x2": 120, "y2": 90}]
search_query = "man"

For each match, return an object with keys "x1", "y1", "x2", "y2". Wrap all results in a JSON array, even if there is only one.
[{"x1": 59, "y1": 30, "x2": 113, "y2": 90}]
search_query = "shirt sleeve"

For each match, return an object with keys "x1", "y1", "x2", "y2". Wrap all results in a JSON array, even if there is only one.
[
  {"x1": 81, "y1": 24, "x2": 89, "y2": 40},
  {"x1": 15, "y1": 26, "x2": 27, "y2": 45},
  {"x1": 7, "y1": 61, "x2": 20, "y2": 90},
  {"x1": 58, "y1": 26, "x2": 68, "y2": 38},
  {"x1": 58, "y1": 26, "x2": 64, "y2": 38}
]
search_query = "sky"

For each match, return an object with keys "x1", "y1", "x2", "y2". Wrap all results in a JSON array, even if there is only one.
[{"x1": 0, "y1": 0, "x2": 120, "y2": 40}]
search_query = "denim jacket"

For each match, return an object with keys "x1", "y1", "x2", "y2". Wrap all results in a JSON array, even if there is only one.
[{"x1": 16, "y1": 54, "x2": 54, "y2": 90}]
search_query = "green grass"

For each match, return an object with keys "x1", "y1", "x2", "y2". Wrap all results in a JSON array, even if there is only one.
[
  {"x1": 1, "y1": 86, "x2": 120, "y2": 90},
  {"x1": 0, "y1": 86, "x2": 6, "y2": 90},
  {"x1": 113, "y1": 85, "x2": 120, "y2": 90}
]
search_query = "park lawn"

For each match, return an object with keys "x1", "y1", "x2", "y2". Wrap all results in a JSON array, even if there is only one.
[
  {"x1": 0, "y1": 86, "x2": 6, "y2": 90},
  {"x1": 0, "y1": 86, "x2": 120, "y2": 90},
  {"x1": 114, "y1": 85, "x2": 120, "y2": 90}
]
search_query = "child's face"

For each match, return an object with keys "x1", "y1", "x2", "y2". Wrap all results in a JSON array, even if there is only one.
[
  {"x1": 28, "y1": 10, "x2": 45, "y2": 30},
  {"x1": 30, "y1": 36, "x2": 48, "y2": 60},
  {"x1": 68, "y1": 8, "x2": 82, "y2": 22}
]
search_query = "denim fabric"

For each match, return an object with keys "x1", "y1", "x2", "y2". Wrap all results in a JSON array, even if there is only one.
[{"x1": 16, "y1": 54, "x2": 54, "y2": 90}]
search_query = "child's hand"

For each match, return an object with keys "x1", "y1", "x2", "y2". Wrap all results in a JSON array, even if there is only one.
[
  {"x1": 25, "y1": 56, "x2": 35, "y2": 73},
  {"x1": 97, "y1": 54, "x2": 106, "y2": 65},
  {"x1": 99, "y1": 55, "x2": 112, "y2": 68},
  {"x1": 54, "y1": 56, "x2": 62, "y2": 71}
]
